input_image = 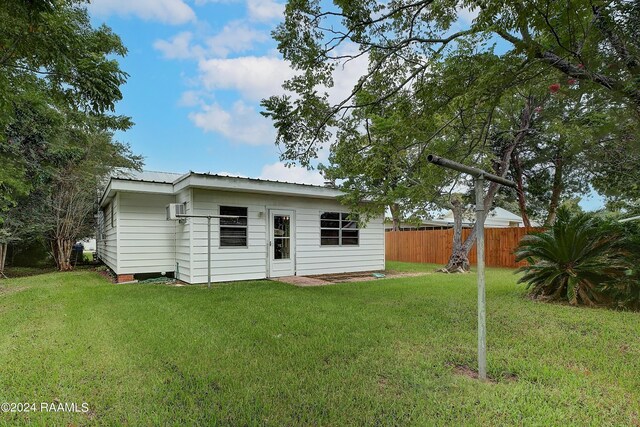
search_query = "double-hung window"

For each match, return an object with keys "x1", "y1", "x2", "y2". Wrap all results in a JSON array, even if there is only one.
[
  {"x1": 220, "y1": 206, "x2": 248, "y2": 247},
  {"x1": 320, "y1": 212, "x2": 359, "y2": 246}
]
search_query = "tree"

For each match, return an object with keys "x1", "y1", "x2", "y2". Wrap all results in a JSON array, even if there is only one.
[
  {"x1": 0, "y1": 0, "x2": 129, "y2": 217},
  {"x1": 319, "y1": 90, "x2": 454, "y2": 228},
  {"x1": 264, "y1": 0, "x2": 640, "y2": 152},
  {"x1": 41, "y1": 132, "x2": 141, "y2": 270},
  {"x1": 263, "y1": 0, "x2": 640, "y2": 270}
]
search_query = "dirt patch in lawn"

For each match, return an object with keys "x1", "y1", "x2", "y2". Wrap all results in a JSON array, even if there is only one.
[
  {"x1": 446, "y1": 362, "x2": 518, "y2": 384},
  {"x1": 0, "y1": 285, "x2": 27, "y2": 296},
  {"x1": 276, "y1": 270, "x2": 430, "y2": 287}
]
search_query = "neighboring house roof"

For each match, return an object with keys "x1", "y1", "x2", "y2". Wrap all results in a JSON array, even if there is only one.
[
  {"x1": 100, "y1": 169, "x2": 341, "y2": 207},
  {"x1": 385, "y1": 206, "x2": 540, "y2": 229},
  {"x1": 439, "y1": 206, "x2": 536, "y2": 227}
]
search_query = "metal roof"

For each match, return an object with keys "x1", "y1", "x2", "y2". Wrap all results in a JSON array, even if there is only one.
[
  {"x1": 110, "y1": 170, "x2": 186, "y2": 184},
  {"x1": 100, "y1": 169, "x2": 339, "y2": 207},
  {"x1": 110, "y1": 169, "x2": 331, "y2": 189}
]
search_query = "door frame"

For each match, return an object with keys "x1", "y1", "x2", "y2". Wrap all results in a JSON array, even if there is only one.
[{"x1": 267, "y1": 208, "x2": 296, "y2": 277}]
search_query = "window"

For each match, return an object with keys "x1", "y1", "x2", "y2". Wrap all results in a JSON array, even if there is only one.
[
  {"x1": 220, "y1": 206, "x2": 248, "y2": 247},
  {"x1": 273, "y1": 214, "x2": 291, "y2": 259},
  {"x1": 320, "y1": 212, "x2": 359, "y2": 246},
  {"x1": 110, "y1": 203, "x2": 115, "y2": 228}
]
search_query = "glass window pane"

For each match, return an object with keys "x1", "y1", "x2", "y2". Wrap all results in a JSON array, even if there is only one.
[
  {"x1": 220, "y1": 236, "x2": 247, "y2": 246},
  {"x1": 321, "y1": 212, "x2": 340, "y2": 220},
  {"x1": 341, "y1": 212, "x2": 359, "y2": 221},
  {"x1": 342, "y1": 220, "x2": 358, "y2": 229},
  {"x1": 321, "y1": 237, "x2": 339, "y2": 246},
  {"x1": 274, "y1": 237, "x2": 290, "y2": 259},
  {"x1": 273, "y1": 215, "x2": 290, "y2": 237},
  {"x1": 321, "y1": 229, "x2": 339, "y2": 238},
  {"x1": 221, "y1": 226, "x2": 247, "y2": 247},
  {"x1": 220, "y1": 206, "x2": 248, "y2": 216},
  {"x1": 342, "y1": 230, "x2": 358, "y2": 238},
  {"x1": 321, "y1": 220, "x2": 340, "y2": 228},
  {"x1": 220, "y1": 206, "x2": 248, "y2": 225},
  {"x1": 341, "y1": 237, "x2": 359, "y2": 245},
  {"x1": 220, "y1": 227, "x2": 246, "y2": 237}
]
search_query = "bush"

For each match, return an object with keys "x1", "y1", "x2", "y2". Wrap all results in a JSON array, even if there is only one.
[
  {"x1": 604, "y1": 220, "x2": 640, "y2": 310},
  {"x1": 515, "y1": 209, "x2": 636, "y2": 309}
]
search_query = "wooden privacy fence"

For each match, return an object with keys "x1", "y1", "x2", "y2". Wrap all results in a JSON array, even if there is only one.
[{"x1": 385, "y1": 227, "x2": 544, "y2": 268}]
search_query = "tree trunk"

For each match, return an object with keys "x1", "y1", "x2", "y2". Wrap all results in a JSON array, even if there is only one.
[
  {"x1": 439, "y1": 197, "x2": 469, "y2": 272},
  {"x1": 511, "y1": 149, "x2": 531, "y2": 227},
  {"x1": 389, "y1": 203, "x2": 401, "y2": 231},
  {"x1": 442, "y1": 96, "x2": 536, "y2": 271},
  {"x1": 52, "y1": 238, "x2": 73, "y2": 271},
  {"x1": 0, "y1": 242, "x2": 7, "y2": 278},
  {"x1": 545, "y1": 152, "x2": 564, "y2": 226}
]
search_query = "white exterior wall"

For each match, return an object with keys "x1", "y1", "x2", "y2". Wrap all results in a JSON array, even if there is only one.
[
  {"x1": 116, "y1": 192, "x2": 176, "y2": 275},
  {"x1": 97, "y1": 193, "x2": 118, "y2": 272},
  {"x1": 174, "y1": 188, "x2": 192, "y2": 282},
  {"x1": 190, "y1": 189, "x2": 385, "y2": 284}
]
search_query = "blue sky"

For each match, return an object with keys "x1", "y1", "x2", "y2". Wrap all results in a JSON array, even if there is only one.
[
  {"x1": 88, "y1": 0, "x2": 603, "y2": 210},
  {"x1": 89, "y1": 0, "x2": 338, "y2": 185}
]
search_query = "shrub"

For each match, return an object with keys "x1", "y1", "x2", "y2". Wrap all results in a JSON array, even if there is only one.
[
  {"x1": 515, "y1": 209, "x2": 632, "y2": 308},
  {"x1": 603, "y1": 220, "x2": 640, "y2": 310}
]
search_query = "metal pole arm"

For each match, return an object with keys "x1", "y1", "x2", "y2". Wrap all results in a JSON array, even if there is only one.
[
  {"x1": 176, "y1": 214, "x2": 241, "y2": 220},
  {"x1": 427, "y1": 155, "x2": 517, "y2": 189}
]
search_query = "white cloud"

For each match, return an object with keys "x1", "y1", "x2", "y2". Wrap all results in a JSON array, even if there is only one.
[
  {"x1": 194, "y1": 45, "x2": 367, "y2": 106},
  {"x1": 247, "y1": 0, "x2": 284, "y2": 22},
  {"x1": 456, "y1": 6, "x2": 479, "y2": 24},
  {"x1": 178, "y1": 90, "x2": 203, "y2": 107},
  {"x1": 89, "y1": 0, "x2": 196, "y2": 25},
  {"x1": 206, "y1": 21, "x2": 268, "y2": 57},
  {"x1": 188, "y1": 100, "x2": 275, "y2": 145},
  {"x1": 258, "y1": 162, "x2": 325, "y2": 185},
  {"x1": 326, "y1": 45, "x2": 369, "y2": 105},
  {"x1": 154, "y1": 32, "x2": 205, "y2": 59},
  {"x1": 197, "y1": 56, "x2": 295, "y2": 100}
]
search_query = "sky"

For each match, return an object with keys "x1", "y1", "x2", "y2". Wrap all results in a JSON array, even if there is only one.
[
  {"x1": 88, "y1": 0, "x2": 604, "y2": 210},
  {"x1": 88, "y1": 0, "x2": 364, "y2": 186}
]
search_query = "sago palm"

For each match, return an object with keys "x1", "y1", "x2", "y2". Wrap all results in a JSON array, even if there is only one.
[{"x1": 515, "y1": 209, "x2": 629, "y2": 307}]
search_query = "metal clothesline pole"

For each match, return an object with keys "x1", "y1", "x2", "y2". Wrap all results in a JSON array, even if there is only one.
[
  {"x1": 207, "y1": 216, "x2": 211, "y2": 289},
  {"x1": 427, "y1": 154, "x2": 517, "y2": 381}
]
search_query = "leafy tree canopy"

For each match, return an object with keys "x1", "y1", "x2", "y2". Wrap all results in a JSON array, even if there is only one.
[
  {"x1": 0, "y1": 0, "x2": 132, "y2": 214},
  {"x1": 262, "y1": 0, "x2": 640, "y2": 164}
]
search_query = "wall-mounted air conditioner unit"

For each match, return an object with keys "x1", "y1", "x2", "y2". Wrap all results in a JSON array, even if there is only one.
[{"x1": 166, "y1": 203, "x2": 186, "y2": 220}]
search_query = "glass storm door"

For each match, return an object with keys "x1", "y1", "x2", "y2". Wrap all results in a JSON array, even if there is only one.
[{"x1": 269, "y1": 210, "x2": 295, "y2": 277}]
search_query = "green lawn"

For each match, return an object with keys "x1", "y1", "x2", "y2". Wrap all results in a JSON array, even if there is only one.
[{"x1": 0, "y1": 263, "x2": 639, "y2": 425}]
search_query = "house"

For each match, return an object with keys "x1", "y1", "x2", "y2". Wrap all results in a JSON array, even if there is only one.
[
  {"x1": 439, "y1": 206, "x2": 538, "y2": 228},
  {"x1": 384, "y1": 207, "x2": 538, "y2": 231},
  {"x1": 96, "y1": 171, "x2": 385, "y2": 284}
]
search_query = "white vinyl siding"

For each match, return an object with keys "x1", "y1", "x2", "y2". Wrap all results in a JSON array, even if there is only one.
[
  {"x1": 100, "y1": 183, "x2": 384, "y2": 283},
  {"x1": 97, "y1": 195, "x2": 118, "y2": 272},
  {"x1": 117, "y1": 192, "x2": 176, "y2": 275},
  {"x1": 190, "y1": 189, "x2": 384, "y2": 284},
  {"x1": 296, "y1": 210, "x2": 384, "y2": 276},
  {"x1": 191, "y1": 190, "x2": 267, "y2": 283},
  {"x1": 174, "y1": 188, "x2": 192, "y2": 282}
]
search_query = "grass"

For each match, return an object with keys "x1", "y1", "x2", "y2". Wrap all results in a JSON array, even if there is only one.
[{"x1": 0, "y1": 262, "x2": 638, "y2": 425}]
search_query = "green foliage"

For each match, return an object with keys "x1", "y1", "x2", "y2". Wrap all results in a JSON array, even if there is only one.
[
  {"x1": 515, "y1": 209, "x2": 636, "y2": 308},
  {"x1": 263, "y1": 0, "x2": 640, "y2": 215},
  {"x1": 0, "y1": 0, "x2": 131, "y2": 221}
]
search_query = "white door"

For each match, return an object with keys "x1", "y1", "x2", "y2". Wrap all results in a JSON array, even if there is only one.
[{"x1": 269, "y1": 210, "x2": 295, "y2": 277}]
